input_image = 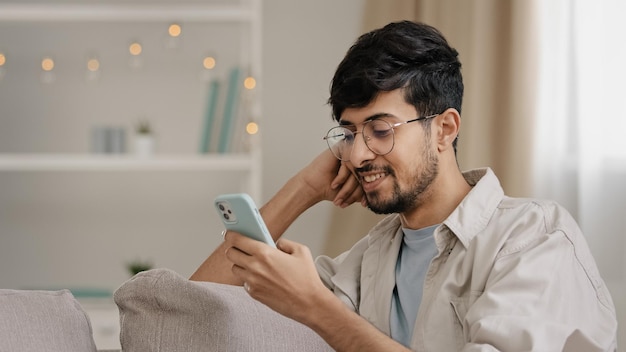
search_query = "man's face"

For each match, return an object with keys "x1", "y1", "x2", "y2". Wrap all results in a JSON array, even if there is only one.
[{"x1": 339, "y1": 89, "x2": 439, "y2": 214}]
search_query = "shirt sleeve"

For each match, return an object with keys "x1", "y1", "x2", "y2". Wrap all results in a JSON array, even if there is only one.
[{"x1": 314, "y1": 235, "x2": 374, "y2": 313}]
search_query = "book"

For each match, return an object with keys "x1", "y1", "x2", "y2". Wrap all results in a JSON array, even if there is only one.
[
  {"x1": 109, "y1": 127, "x2": 126, "y2": 154},
  {"x1": 90, "y1": 126, "x2": 126, "y2": 154},
  {"x1": 230, "y1": 86, "x2": 255, "y2": 153},
  {"x1": 91, "y1": 126, "x2": 107, "y2": 154},
  {"x1": 199, "y1": 79, "x2": 221, "y2": 153},
  {"x1": 217, "y1": 67, "x2": 242, "y2": 153}
]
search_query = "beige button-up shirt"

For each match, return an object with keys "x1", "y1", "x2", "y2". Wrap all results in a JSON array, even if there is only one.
[{"x1": 315, "y1": 168, "x2": 617, "y2": 351}]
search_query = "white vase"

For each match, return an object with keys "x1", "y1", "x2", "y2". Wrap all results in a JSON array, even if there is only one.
[{"x1": 134, "y1": 135, "x2": 155, "y2": 157}]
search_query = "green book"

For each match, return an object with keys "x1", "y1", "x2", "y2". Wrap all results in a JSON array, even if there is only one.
[
  {"x1": 217, "y1": 67, "x2": 242, "y2": 154},
  {"x1": 199, "y1": 79, "x2": 220, "y2": 153}
]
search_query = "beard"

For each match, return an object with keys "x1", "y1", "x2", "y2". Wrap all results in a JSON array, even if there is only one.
[{"x1": 364, "y1": 146, "x2": 439, "y2": 215}]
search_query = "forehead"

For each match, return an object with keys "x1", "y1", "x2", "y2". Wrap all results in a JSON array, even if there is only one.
[{"x1": 339, "y1": 89, "x2": 418, "y2": 125}]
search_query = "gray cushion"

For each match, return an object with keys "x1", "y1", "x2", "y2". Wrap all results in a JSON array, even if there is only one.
[
  {"x1": 0, "y1": 289, "x2": 97, "y2": 352},
  {"x1": 114, "y1": 268, "x2": 333, "y2": 352}
]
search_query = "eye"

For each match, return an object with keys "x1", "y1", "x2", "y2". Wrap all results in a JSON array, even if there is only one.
[{"x1": 369, "y1": 121, "x2": 393, "y2": 139}]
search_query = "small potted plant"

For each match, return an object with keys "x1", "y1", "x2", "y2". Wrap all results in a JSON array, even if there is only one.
[
  {"x1": 126, "y1": 259, "x2": 153, "y2": 276},
  {"x1": 134, "y1": 119, "x2": 155, "y2": 157}
]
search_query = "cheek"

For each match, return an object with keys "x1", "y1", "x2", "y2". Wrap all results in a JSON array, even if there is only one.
[
  {"x1": 387, "y1": 144, "x2": 431, "y2": 178},
  {"x1": 388, "y1": 138, "x2": 425, "y2": 166}
]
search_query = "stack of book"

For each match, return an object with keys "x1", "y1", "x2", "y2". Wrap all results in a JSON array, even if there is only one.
[
  {"x1": 91, "y1": 126, "x2": 126, "y2": 154},
  {"x1": 199, "y1": 67, "x2": 250, "y2": 154}
]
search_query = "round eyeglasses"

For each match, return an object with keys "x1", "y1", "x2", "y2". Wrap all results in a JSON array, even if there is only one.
[{"x1": 323, "y1": 114, "x2": 438, "y2": 161}]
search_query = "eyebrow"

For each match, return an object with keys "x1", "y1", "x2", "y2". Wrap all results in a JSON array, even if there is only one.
[{"x1": 339, "y1": 113, "x2": 395, "y2": 126}]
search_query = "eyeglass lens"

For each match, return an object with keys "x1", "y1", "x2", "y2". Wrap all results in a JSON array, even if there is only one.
[{"x1": 325, "y1": 120, "x2": 395, "y2": 161}]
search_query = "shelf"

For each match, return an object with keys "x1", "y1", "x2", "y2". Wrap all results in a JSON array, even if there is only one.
[
  {"x1": 0, "y1": 154, "x2": 254, "y2": 172},
  {"x1": 0, "y1": 0, "x2": 263, "y2": 199},
  {"x1": 0, "y1": 3, "x2": 254, "y2": 22}
]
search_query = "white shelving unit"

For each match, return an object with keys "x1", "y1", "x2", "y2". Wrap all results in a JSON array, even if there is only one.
[
  {"x1": 0, "y1": 3, "x2": 262, "y2": 349},
  {"x1": 0, "y1": 0, "x2": 263, "y2": 201}
]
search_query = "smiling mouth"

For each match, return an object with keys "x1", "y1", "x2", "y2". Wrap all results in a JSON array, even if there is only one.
[{"x1": 362, "y1": 172, "x2": 386, "y2": 183}]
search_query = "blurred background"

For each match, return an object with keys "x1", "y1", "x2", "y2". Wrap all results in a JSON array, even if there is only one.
[{"x1": 0, "y1": 0, "x2": 623, "y2": 346}]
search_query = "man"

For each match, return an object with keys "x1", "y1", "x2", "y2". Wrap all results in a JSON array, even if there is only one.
[{"x1": 191, "y1": 21, "x2": 617, "y2": 351}]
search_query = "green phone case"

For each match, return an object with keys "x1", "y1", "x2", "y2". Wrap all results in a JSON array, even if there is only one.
[{"x1": 215, "y1": 193, "x2": 276, "y2": 248}]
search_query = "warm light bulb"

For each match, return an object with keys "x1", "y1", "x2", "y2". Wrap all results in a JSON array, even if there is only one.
[
  {"x1": 168, "y1": 24, "x2": 182, "y2": 37},
  {"x1": 129, "y1": 42, "x2": 142, "y2": 56},
  {"x1": 87, "y1": 58, "x2": 100, "y2": 72},
  {"x1": 203, "y1": 56, "x2": 216, "y2": 69},
  {"x1": 0, "y1": 53, "x2": 5, "y2": 66},
  {"x1": 246, "y1": 122, "x2": 259, "y2": 135},
  {"x1": 41, "y1": 57, "x2": 54, "y2": 71},
  {"x1": 244, "y1": 76, "x2": 256, "y2": 90}
]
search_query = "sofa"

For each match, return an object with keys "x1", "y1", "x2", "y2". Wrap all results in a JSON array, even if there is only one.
[{"x1": 0, "y1": 268, "x2": 333, "y2": 351}]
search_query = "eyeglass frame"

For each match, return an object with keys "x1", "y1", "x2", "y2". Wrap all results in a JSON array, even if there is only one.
[{"x1": 323, "y1": 113, "x2": 440, "y2": 161}]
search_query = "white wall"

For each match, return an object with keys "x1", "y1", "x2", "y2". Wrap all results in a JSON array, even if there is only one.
[
  {"x1": 261, "y1": 0, "x2": 365, "y2": 252},
  {"x1": 0, "y1": 0, "x2": 365, "y2": 291}
]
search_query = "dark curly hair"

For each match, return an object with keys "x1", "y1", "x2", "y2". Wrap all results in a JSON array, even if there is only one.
[{"x1": 328, "y1": 21, "x2": 463, "y2": 125}]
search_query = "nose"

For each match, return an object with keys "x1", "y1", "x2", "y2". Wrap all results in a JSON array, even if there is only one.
[{"x1": 348, "y1": 131, "x2": 375, "y2": 167}]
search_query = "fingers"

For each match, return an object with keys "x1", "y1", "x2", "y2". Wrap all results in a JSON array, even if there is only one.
[
  {"x1": 224, "y1": 230, "x2": 279, "y2": 274},
  {"x1": 330, "y1": 160, "x2": 352, "y2": 190},
  {"x1": 346, "y1": 185, "x2": 366, "y2": 207},
  {"x1": 223, "y1": 232, "x2": 260, "y2": 285},
  {"x1": 224, "y1": 240, "x2": 250, "y2": 264},
  {"x1": 275, "y1": 238, "x2": 309, "y2": 257},
  {"x1": 332, "y1": 163, "x2": 363, "y2": 207},
  {"x1": 224, "y1": 231, "x2": 262, "y2": 268},
  {"x1": 275, "y1": 237, "x2": 295, "y2": 254},
  {"x1": 275, "y1": 238, "x2": 315, "y2": 272},
  {"x1": 223, "y1": 230, "x2": 268, "y2": 255}
]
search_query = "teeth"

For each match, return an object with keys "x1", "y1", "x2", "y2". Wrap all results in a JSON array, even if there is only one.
[{"x1": 363, "y1": 173, "x2": 385, "y2": 183}]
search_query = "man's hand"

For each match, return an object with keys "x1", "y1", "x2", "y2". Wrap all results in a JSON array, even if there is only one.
[
  {"x1": 296, "y1": 149, "x2": 364, "y2": 208},
  {"x1": 190, "y1": 149, "x2": 364, "y2": 285},
  {"x1": 224, "y1": 231, "x2": 330, "y2": 324},
  {"x1": 223, "y1": 231, "x2": 412, "y2": 352}
]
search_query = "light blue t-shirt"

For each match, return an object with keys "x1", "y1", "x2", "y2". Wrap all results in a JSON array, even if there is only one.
[{"x1": 390, "y1": 224, "x2": 439, "y2": 347}]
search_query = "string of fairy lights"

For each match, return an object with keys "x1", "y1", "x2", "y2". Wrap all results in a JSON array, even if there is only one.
[{"x1": 0, "y1": 22, "x2": 260, "y2": 136}]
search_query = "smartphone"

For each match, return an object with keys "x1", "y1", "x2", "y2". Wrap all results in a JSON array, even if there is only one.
[{"x1": 214, "y1": 193, "x2": 276, "y2": 248}]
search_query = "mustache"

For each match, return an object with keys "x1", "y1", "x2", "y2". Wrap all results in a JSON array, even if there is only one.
[{"x1": 355, "y1": 164, "x2": 394, "y2": 176}]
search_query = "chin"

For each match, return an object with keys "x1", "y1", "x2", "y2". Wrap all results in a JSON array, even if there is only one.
[
  {"x1": 367, "y1": 205, "x2": 394, "y2": 215},
  {"x1": 364, "y1": 193, "x2": 400, "y2": 215}
]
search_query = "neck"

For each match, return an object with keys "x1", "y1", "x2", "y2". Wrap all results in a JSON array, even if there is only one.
[{"x1": 399, "y1": 168, "x2": 471, "y2": 230}]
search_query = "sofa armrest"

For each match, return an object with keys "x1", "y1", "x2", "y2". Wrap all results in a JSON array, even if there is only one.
[
  {"x1": 114, "y1": 268, "x2": 333, "y2": 352},
  {"x1": 0, "y1": 289, "x2": 98, "y2": 352}
]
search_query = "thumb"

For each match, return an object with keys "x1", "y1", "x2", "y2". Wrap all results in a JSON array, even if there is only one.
[{"x1": 276, "y1": 238, "x2": 298, "y2": 255}]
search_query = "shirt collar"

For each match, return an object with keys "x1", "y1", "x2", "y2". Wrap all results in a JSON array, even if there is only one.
[{"x1": 441, "y1": 167, "x2": 504, "y2": 248}]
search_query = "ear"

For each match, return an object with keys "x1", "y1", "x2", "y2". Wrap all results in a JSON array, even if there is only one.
[{"x1": 434, "y1": 108, "x2": 460, "y2": 152}]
